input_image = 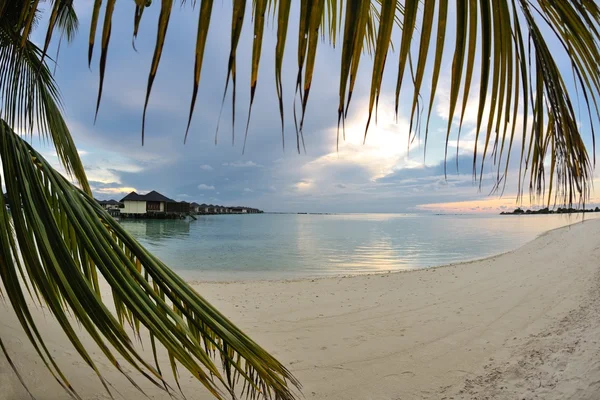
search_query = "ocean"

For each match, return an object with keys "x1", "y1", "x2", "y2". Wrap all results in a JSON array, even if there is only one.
[{"x1": 119, "y1": 213, "x2": 598, "y2": 281}]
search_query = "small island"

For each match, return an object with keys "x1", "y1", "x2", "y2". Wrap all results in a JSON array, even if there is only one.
[{"x1": 500, "y1": 206, "x2": 600, "y2": 215}]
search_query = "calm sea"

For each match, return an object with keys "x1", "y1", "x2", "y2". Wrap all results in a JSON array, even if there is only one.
[{"x1": 119, "y1": 213, "x2": 598, "y2": 281}]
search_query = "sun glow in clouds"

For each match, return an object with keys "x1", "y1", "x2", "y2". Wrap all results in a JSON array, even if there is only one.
[
  {"x1": 94, "y1": 186, "x2": 138, "y2": 195},
  {"x1": 305, "y1": 101, "x2": 420, "y2": 182},
  {"x1": 416, "y1": 197, "x2": 520, "y2": 213},
  {"x1": 294, "y1": 179, "x2": 313, "y2": 191}
]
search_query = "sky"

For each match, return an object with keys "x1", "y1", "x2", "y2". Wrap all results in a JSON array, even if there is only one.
[{"x1": 26, "y1": 2, "x2": 600, "y2": 213}]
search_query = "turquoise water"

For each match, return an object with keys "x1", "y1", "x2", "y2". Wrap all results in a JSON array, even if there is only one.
[{"x1": 119, "y1": 213, "x2": 598, "y2": 281}]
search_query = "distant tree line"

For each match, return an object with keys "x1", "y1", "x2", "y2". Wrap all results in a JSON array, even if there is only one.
[{"x1": 501, "y1": 207, "x2": 600, "y2": 215}]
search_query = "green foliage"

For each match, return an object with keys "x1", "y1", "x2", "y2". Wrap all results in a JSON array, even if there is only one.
[
  {"x1": 0, "y1": 121, "x2": 299, "y2": 399},
  {"x1": 0, "y1": 0, "x2": 89, "y2": 194}
]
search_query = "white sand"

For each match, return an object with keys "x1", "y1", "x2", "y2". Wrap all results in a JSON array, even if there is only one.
[{"x1": 2, "y1": 219, "x2": 600, "y2": 400}]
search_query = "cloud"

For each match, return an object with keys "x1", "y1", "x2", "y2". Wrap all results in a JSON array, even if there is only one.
[
  {"x1": 295, "y1": 180, "x2": 313, "y2": 191},
  {"x1": 197, "y1": 184, "x2": 215, "y2": 190},
  {"x1": 222, "y1": 160, "x2": 260, "y2": 168},
  {"x1": 96, "y1": 187, "x2": 137, "y2": 195},
  {"x1": 376, "y1": 155, "x2": 477, "y2": 184},
  {"x1": 32, "y1": 5, "x2": 597, "y2": 214},
  {"x1": 416, "y1": 197, "x2": 522, "y2": 214},
  {"x1": 88, "y1": 180, "x2": 139, "y2": 198},
  {"x1": 85, "y1": 164, "x2": 144, "y2": 184},
  {"x1": 293, "y1": 98, "x2": 419, "y2": 197},
  {"x1": 243, "y1": 188, "x2": 253, "y2": 192},
  {"x1": 91, "y1": 184, "x2": 138, "y2": 197}
]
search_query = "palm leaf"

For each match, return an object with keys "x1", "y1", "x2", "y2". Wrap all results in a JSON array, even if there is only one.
[
  {"x1": 215, "y1": 0, "x2": 247, "y2": 146},
  {"x1": 88, "y1": 0, "x2": 103, "y2": 65},
  {"x1": 298, "y1": 0, "x2": 325, "y2": 138},
  {"x1": 274, "y1": 0, "x2": 291, "y2": 149},
  {"x1": 242, "y1": 0, "x2": 268, "y2": 153},
  {"x1": 93, "y1": 0, "x2": 117, "y2": 123},
  {"x1": 0, "y1": 16, "x2": 89, "y2": 194},
  {"x1": 337, "y1": 0, "x2": 364, "y2": 147},
  {"x1": 422, "y1": 0, "x2": 447, "y2": 152},
  {"x1": 0, "y1": 120, "x2": 300, "y2": 400},
  {"x1": 364, "y1": 0, "x2": 396, "y2": 138},
  {"x1": 50, "y1": 0, "x2": 596, "y2": 205},
  {"x1": 54, "y1": 1, "x2": 79, "y2": 43},
  {"x1": 345, "y1": 0, "x2": 374, "y2": 117},
  {"x1": 185, "y1": 0, "x2": 214, "y2": 143},
  {"x1": 293, "y1": 0, "x2": 314, "y2": 152}
]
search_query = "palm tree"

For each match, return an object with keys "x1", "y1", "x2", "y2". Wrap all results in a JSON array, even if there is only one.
[{"x1": 1, "y1": 1, "x2": 599, "y2": 399}]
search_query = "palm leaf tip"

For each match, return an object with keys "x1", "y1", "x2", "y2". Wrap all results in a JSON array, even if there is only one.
[{"x1": 185, "y1": 0, "x2": 214, "y2": 144}]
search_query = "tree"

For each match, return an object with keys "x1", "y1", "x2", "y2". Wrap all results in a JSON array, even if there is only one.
[{"x1": 1, "y1": 1, "x2": 599, "y2": 399}]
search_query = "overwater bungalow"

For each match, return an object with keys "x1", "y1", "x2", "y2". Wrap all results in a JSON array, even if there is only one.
[
  {"x1": 96, "y1": 199, "x2": 122, "y2": 211},
  {"x1": 120, "y1": 191, "x2": 190, "y2": 219},
  {"x1": 188, "y1": 201, "x2": 262, "y2": 215},
  {"x1": 230, "y1": 206, "x2": 262, "y2": 214},
  {"x1": 190, "y1": 202, "x2": 201, "y2": 213}
]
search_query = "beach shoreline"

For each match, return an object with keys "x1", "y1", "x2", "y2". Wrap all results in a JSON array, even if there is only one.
[
  {"x1": 185, "y1": 214, "x2": 596, "y2": 285},
  {"x1": 2, "y1": 219, "x2": 600, "y2": 399}
]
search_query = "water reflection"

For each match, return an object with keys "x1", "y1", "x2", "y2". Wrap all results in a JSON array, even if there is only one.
[
  {"x1": 118, "y1": 213, "x2": 600, "y2": 281},
  {"x1": 119, "y1": 219, "x2": 190, "y2": 244}
]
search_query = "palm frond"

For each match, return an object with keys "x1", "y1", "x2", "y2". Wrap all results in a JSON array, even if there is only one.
[
  {"x1": 274, "y1": 0, "x2": 292, "y2": 148},
  {"x1": 0, "y1": 17, "x2": 89, "y2": 194},
  {"x1": 242, "y1": 0, "x2": 268, "y2": 154},
  {"x1": 141, "y1": 0, "x2": 173, "y2": 145},
  {"x1": 54, "y1": 1, "x2": 79, "y2": 43},
  {"x1": 185, "y1": 0, "x2": 214, "y2": 143},
  {"x1": 0, "y1": 120, "x2": 300, "y2": 400},
  {"x1": 62, "y1": 0, "x2": 599, "y2": 205},
  {"x1": 49, "y1": 0, "x2": 79, "y2": 71},
  {"x1": 215, "y1": 0, "x2": 246, "y2": 146}
]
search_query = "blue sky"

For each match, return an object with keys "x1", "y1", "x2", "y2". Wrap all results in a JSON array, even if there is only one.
[{"x1": 28, "y1": 2, "x2": 600, "y2": 213}]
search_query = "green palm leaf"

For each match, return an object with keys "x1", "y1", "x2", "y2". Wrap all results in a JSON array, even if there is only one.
[
  {"x1": 185, "y1": 0, "x2": 214, "y2": 143},
  {"x1": 274, "y1": 0, "x2": 292, "y2": 148},
  {"x1": 0, "y1": 6, "x2": 89, "y2": 194},
  {"x1": 215, "y1": 0, "x2": 247, "y2": 146},
  {"x1": 243, "y1": 0, "x2": 268, "y2": 153},
  {"x1": 0, "y1": 121, "x2": 300, "y2": 400}
]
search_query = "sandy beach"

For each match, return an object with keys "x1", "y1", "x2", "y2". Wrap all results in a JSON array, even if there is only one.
[{"x1": 1, "y1": 218, "x2": 600, "y2": 400}]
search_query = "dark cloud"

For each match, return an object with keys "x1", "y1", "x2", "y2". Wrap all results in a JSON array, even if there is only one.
[{"x1": 377, "y1": 155, "x2": 479, "y2": 184}]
